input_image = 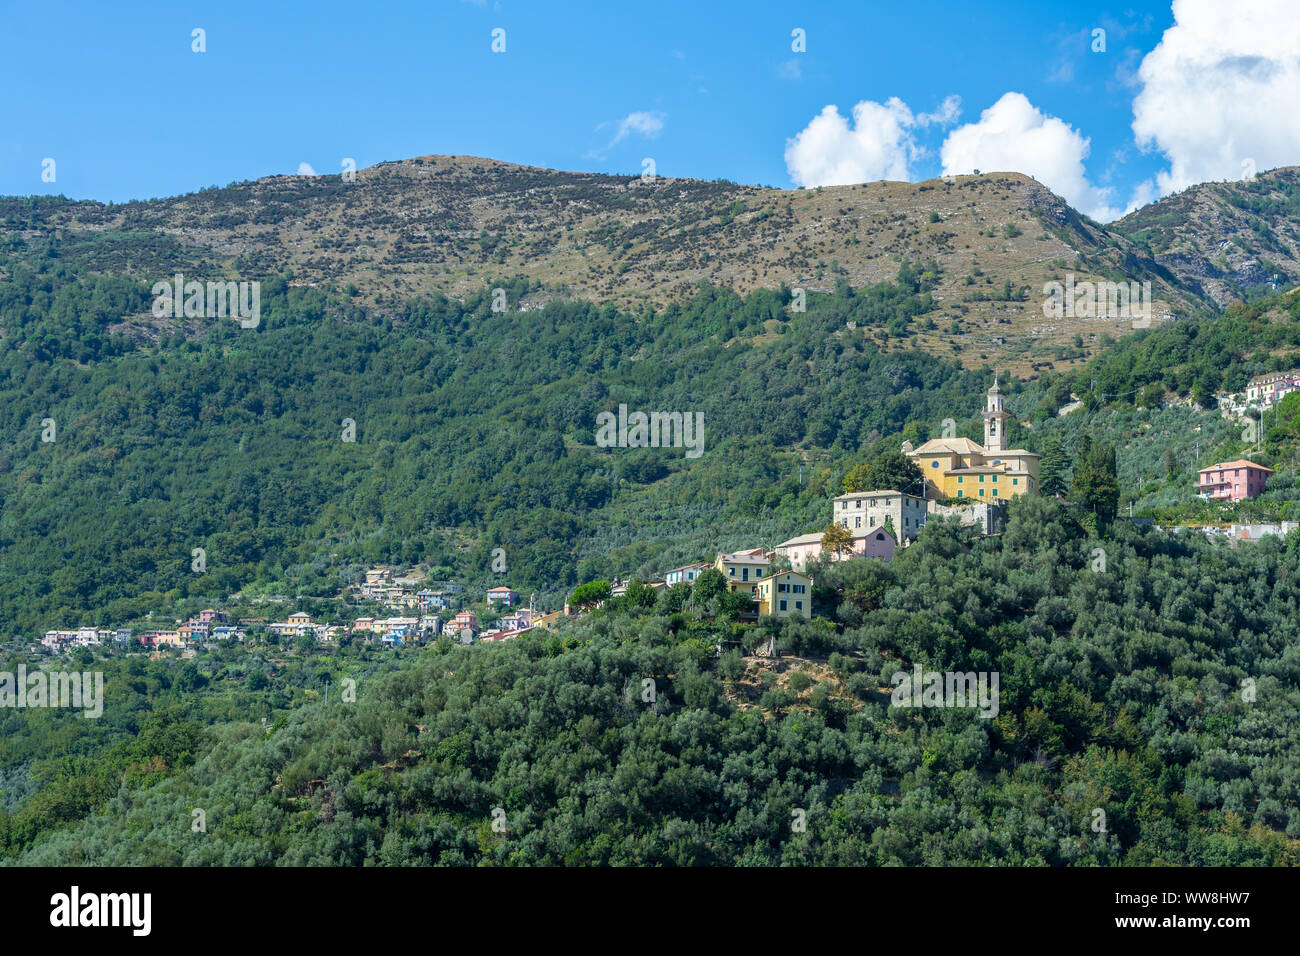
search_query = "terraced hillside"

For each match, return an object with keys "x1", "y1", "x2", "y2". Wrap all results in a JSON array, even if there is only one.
[{"x1": 1, "y1": 156, "x2": 1237, "y2": 376}]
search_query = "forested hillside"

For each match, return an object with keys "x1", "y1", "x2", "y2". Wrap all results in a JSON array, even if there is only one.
[
  {"x1": 5, "y1": 498, "x2": 1297, "y2": 865},
  {"x1": 6, "y1": 157, "x2": 1300, "y2": 869},
  {"x1": 8, "y1": 254, "x2": 1300, "y2": 635},
  {"x1": 0, "y1": 257, "x2": 996, "y2": 634}
]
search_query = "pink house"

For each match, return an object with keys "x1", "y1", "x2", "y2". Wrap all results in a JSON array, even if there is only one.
[
  {"x1": 774, "y1": 528, "x2": 896, "y2": 570},
  {"x1": 486, "y1": 587, "x2": 517, "y2": 607},
  {"x1": 1198, "y1": 459, "x2": 1272, "y2": 502}
]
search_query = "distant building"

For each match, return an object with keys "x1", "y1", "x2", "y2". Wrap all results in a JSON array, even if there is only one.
[
  {"x1": 833, "y1": 490, "x2": 927, "y2": 541},
  {"x1": 447, "y1": 610, "x2": 479, "y2": 640},
  {"x1": 1228, "y1": 521, "x2": 1300, "y2": 541},
  {"x1": 926, "y1": 499, "x2": 1007, "y2": 535},
  {"x1": 1198, "y1": 459, "x2": 1272, "y2": 502},
  {"x1": 664, "y1": 563, "x2": 707, "y2": 586},
  {"x1": 1245, "y1": 371, "x2": 1300, "y2": 406},
  {"x1": 486, "y1": 586, "x2": 518, "y2": 607},
  {"x1": 774, "y1": 527, "x2": 896, "y2": 570},
  {"x1": 755, "y1": 571, "x2": 814, "y2": 620},
  {"x1": 498, "y1": 609, "x2": 534, "y2": 631},
  {"x1": 905, "y1": 379, "x2": 1040, "y2": 500},
  {"x1": 714, "y1": 551, "x2": 770, "y2": 598},
  {"x1": 382, "y1": 617, "x2": 420, "y2": 642},
  {"x1": 269, "y1": 612, "x2": 314, "y2": 638}
]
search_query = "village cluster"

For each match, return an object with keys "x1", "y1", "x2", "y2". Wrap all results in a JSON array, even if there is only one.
[
  {"x1": 38, "y1": 572, "x2": 547, "y2": 655},
  {"x1": 32, "y1": 376, "x2": 1293, "y2": 655}
]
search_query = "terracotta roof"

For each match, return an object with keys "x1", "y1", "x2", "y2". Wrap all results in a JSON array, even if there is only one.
[{"x1": 1200, "y1": 459, "x2": 1274, "y2": 473}]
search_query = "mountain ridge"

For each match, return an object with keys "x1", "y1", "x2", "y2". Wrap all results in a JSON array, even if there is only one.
[{"x1": 12, "y1": 157, "x2": 1296, "y2": 376}]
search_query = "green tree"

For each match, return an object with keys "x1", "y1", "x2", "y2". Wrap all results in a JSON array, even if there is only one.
[
  {"x1": 717, "y1": 648, "x2": 745, "y2": 682},
  {"x1": 570, "y1": 580, "x2": 611, "y2": 610},
  {"x1": 1070, "y1": 436, "x2": 1119, "y2": 521},
  {"x1": 623, "y1": 579, "x2": 658, "y2": 611},
  {"x1": 843, "y1": 448, "x2": 923, "y2": 494},
  {"x1": 692, "y1": 568, "x2": 727, "y2": 605},
  {"x1": 1039, "y1": 436, "x2": 1071, "y2": 497}
]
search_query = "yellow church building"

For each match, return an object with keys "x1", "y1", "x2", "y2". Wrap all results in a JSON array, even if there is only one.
[{"x1": 904, "y1": 379, "x2": 1040, "y2": 501}]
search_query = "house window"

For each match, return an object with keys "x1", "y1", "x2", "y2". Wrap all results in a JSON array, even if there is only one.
[
  {"x1": 992, "y1": 489, "x2": 998, "y2": 497},
  {"x1": 979, "y1": 475, "x2": 985, "y2": 482},
  {"x1": 728, "y1": 567, "x2": 735, "y2": 576},
  {"x1": 958, "y1": 490, "x2": 963, "y2": 498},
  {"x1": 931, "y1": 461, "x2": 939, "y2": 468},
  {"x1": 779, "y1": 600, "x2": 787, "y2": 612},
  {"x1": 756, "y1": 569, "x2": 764, "y2": 578},
  {"x1": 855, "y1": 517, "x2": 861, "y2": 528},
  {"x1": 979, "y1": 489, "x2": 985, "y2": 496},
  {"x1": 1012, "y1": 478, "x2": 1018, "y2": 485},
  {"x1": 795, "y1": 601, "x2": 803, "y2": 611},
  {"x1": 875, "y1": 532, "x2": 884, "y2": 540},
  {"x1": 958, "y1": 476, "x2": 963, "y2": 483}
]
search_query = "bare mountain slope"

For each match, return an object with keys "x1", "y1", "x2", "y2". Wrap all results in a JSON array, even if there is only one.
[
  {"x1": 0, "y1": 155, "x2": 1258, "y2": 374},
  {"x1": 1112, "y1": 166, "x2": 1300, "y2": 306}
]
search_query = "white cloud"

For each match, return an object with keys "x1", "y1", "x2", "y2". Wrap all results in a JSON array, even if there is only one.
[
  {"x1": 940, "y1": 92, "x2": 1123, "y2": 221},
  {"x1": 917, "y1": 95, "x2": 962, "y2": 128},
  {"x1": 588, "y1": 111, "x2": 665, "y2": 158},
  {"x1": 784, "y1": 98, "x2": 920, "y2": 187},
  {"x1": 786, "y1": 91, "x2": 1135, "y2": 220},
  {"x1": 297, "y1": 162, "x2": 317, "y2": 176},
  {"x1": 1132, "y1": 0, "x2": 1300, "y2": 196}
]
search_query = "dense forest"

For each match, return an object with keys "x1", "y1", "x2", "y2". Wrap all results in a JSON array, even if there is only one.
[
  {"x1": 4, "y1": 497, "x2": 1297, "y2": 865},
  {"x1": 5, "y1": 237, "x2": 1300, "y2": 867},
  {"x1": 7, "y1": 249, "x2": 1300, "y2": 635},
  {"x1": 0, "y1": 256, "x2": 999, "y2": 633}
]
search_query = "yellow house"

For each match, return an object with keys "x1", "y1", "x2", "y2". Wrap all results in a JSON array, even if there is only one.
[
  {"x1": 714, "y1": 551, "x2": 770, "y2": 599},
  {"x1": 905, "y1": 379, "x2": 1039, "y2": 501},
  {"x1": 756, "y1": 571, "x2": 813, "y2": 620}
]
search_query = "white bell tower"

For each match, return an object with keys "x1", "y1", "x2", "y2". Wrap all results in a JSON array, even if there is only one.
[{"x1": 983, "y1": 376, "x2": 1008, "y2": 453}]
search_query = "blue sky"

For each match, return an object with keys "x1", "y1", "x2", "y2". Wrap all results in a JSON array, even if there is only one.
[{"x1": 3, "y1": 1, "x2": 1296, "y2": 220}]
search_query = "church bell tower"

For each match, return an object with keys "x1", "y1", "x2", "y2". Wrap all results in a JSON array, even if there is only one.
[{"x1": 983, "y1": 377, "x2": 1008, "y2": 454}]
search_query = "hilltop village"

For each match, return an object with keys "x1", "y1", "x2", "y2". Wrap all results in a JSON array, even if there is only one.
[
  {"x1": 34, "y1": 380, "x2": 1037, "y2": 655},
  {"x1": 31, "y1": 375, "x2": 1294, "y2": 658}
]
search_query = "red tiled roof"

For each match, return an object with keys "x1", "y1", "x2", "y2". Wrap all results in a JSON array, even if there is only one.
[{"x1": 1199, "y1": 459, "x2": 1273, "y2": 474}]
